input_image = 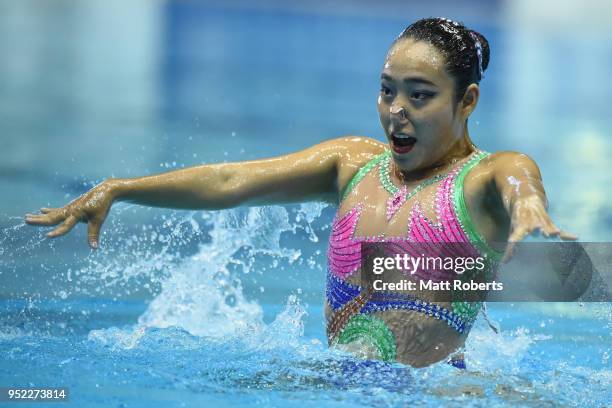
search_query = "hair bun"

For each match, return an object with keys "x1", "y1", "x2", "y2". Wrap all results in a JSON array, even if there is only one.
[{"x1": 468, "y1": 30, "x2": 490, "y2": 73}]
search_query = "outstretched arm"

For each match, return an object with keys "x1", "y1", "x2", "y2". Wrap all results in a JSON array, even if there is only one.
[
  {"x1": 25, "y1": 136, "x2": 384, "y2": 249},
  {"x1": 112, "y1": 139, "x2": 346, "y2": 210},
  {"x1": 490, "y1": 151, "x2": 578, "y2": 262}
]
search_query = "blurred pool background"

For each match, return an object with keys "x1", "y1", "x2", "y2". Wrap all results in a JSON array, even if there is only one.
[{"x1": 1, "y1": 0, "x2": 611, "y2": 407}]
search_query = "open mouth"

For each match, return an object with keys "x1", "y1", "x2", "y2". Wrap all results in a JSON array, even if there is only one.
[{"x1": 391, "y1": 134, "x2": 417, "y2": 154}]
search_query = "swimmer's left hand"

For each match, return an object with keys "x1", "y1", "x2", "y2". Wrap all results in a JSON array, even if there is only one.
[{"x1": 502, "y1": 195, "x2": 577, "y2": 263}]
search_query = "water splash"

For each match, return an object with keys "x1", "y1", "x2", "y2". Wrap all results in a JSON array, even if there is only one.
[{"x1": 2, "y1": 203, "x2": 611, "y2": 406}]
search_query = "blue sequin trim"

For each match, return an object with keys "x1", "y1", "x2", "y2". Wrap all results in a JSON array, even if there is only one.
[
  {"x1": 326, "y1": 274, "x2": 473, "y2": 334},
  {"x1": 448, "y1": 357, "x2": 467, "y2": 370}
]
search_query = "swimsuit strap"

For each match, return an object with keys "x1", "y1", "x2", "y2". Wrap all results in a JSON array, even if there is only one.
[
  {"x1": 451, "y1": 151, "x2": 504, "y2": 263},
  {"x1": 340, "y1": 151, "x2": 388, "y2": 202}
]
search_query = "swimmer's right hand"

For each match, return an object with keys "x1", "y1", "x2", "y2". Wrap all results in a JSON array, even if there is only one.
[{"x1": 24, "y1": 179, "x2": 118, "y2": 249}]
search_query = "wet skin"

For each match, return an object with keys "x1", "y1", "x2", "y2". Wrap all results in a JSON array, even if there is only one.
[{"x1": 24, "y1": 38, "x2": 577, "y2": 367}]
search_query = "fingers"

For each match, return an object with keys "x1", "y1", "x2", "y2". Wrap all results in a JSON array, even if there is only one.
[
  {"x1": 559, "y1": 231, "x2": 578, "y2": 241},
  {"x1": 87, "y1": 220, "x2": 101, "y2": 249},
  {"x1": 508, "y1": 225, "x2": 529, "y2": 243},
  {"x1": 501, "y1": 242, "x2": 515, "y2": 264},
  {"x1": 26, "y1": 208, "x2": 106, "y2": 249},
  {"x1": 503, "y1": 220, "x2": 578, "y2": 263},
  {"x1": 46, "y1": 215, "x2": 79, "y2": 238},
  {"x1": 25, "y1": 208, "x2": 65, "y2": 226},
  {"x1": 541, "y1": 221, "x2": 578, "y2": 241},
  {"x1": 24, "y1": 214, "x2": 52, "y2": 225},
  {"x1": 502, "y1": 225, "x2": 528, "y2": 263}
]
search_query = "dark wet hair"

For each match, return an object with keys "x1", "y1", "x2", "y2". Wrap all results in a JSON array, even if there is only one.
[{"x1": 394, "y1": 17, "x2": 490, "y2": 105}]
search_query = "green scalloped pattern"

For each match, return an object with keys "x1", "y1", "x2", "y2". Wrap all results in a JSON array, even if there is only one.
[
  {"x1": 334, "y1": 314, "x2": 397, "y2": 362},
  {"x1": 451, "y1": 300, "x2": 482, "y2": 321}
]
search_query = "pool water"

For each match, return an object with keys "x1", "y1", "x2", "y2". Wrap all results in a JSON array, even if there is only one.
[
  {"x1": 2, "y1": 206, "x2": 610, "y2": 407},
  {"x1": 1, "y1": 1, "x2": 611, "y2": 407}
]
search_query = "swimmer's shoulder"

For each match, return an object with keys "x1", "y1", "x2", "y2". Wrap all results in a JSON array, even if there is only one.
[
  {"x1": 327, "y1": 135, "x2": 386, "y2": 167},
  {"x1": 469, "y1": 150, "x2": 541, "y2": 184},
  {"x1": 482, "y1": 150, "x2": 538, "y2": 166},
  {"x1": 326, "y1": 136, "x2": 387, "y2": 196},
  {"x1": 464, "y1": 149, "x2": 541, "y2": 212}
]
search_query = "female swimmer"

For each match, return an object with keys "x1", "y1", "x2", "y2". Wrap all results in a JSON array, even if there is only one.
[{"x1": 24, "y1": 18, "x2": 577, "y2": 368}]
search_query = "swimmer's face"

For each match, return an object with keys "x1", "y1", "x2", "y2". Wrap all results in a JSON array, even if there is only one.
[{"x1": 377, "y1": 38, "x2": 476, "y2": 171}]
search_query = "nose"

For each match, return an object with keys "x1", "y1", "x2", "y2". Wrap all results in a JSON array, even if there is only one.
[{"x1": 389, "y1": 103, "x2": 408, "y2": 124}]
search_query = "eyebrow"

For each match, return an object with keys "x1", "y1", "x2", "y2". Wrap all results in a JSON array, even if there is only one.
[{"x1": 381, "y1": 73, "x2": 437, "y2": 87}]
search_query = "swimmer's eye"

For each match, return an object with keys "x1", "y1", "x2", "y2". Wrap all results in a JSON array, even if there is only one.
[
  {"x1": 380, "y1": 85, "x2": 393, "y2": 97},
  {"x1": 411, "y1": 91, "x2": 434, "y2": 100}
]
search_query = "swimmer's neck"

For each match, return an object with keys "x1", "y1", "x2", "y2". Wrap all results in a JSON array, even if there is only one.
[{"x1": 394, "y1": 136, "x2": 475, "y2": 183}]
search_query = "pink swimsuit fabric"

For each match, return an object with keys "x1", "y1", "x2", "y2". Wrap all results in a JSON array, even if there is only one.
[{"x1": 328, "y1": 163, "x2": 481, "y2": 282}]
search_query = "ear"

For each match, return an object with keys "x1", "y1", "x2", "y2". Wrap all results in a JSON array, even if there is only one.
[{"x1": 461, "y1": 84, "x2": 480, "y2": 119}]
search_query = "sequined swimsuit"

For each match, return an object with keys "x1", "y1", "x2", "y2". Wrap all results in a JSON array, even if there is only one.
[{"x1": 326, "y1": 149, "x2": 502, "y2": 363}]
